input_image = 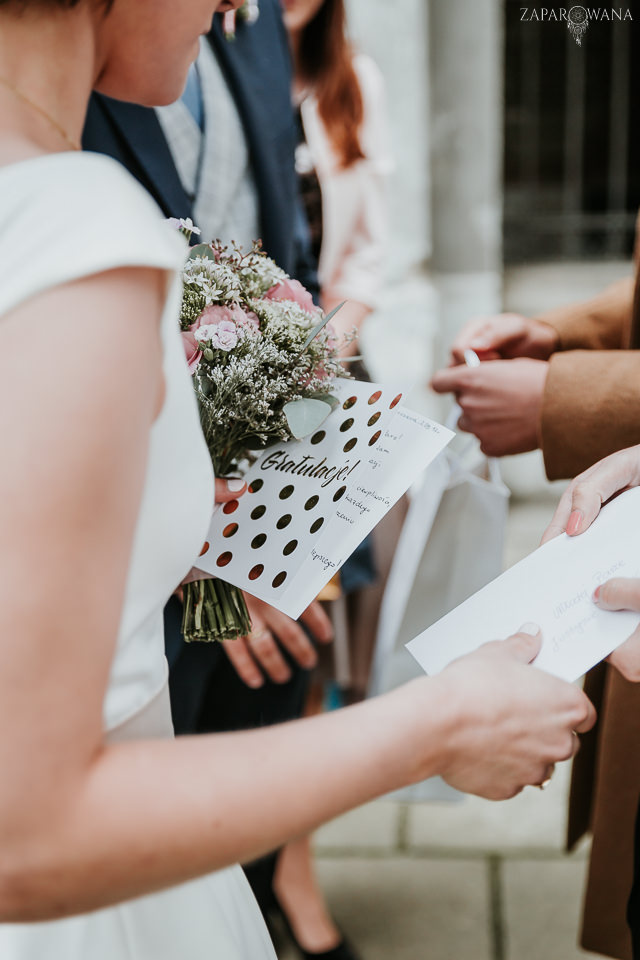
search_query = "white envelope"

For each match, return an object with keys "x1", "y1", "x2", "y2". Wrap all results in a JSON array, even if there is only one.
[{"x1": 407, "y1": 487, "x2": 640, "y2": 682}]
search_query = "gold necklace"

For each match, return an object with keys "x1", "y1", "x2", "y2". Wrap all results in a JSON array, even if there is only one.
[{"x1": 0, "y1": 74, "x2": 81, "y2": 152}]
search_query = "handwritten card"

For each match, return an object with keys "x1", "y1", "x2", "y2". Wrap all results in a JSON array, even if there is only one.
[
  {"x1": 195, "y1": 380, "x2": 454, "y2": 620},
  {"x1": 407, "y1": 486, "x2": 640, "y2": 682}
]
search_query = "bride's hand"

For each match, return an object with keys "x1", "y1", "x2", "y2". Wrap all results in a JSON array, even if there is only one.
[
  {"x1": 413, "y1": 626, "x2": 596, "y2": 800},
  {"x1": 542, "y1": 444, "x2": 640, "y2": 544},
  {"x1": 181, "y1": 478, "x2": 247, "y2": 586},
  {"x1": 215, "y1": 477, "x2": 247, "y2": 503}
]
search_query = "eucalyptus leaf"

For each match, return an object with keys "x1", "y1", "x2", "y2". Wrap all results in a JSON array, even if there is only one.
[
  {"x1": 188, "y1": 243, "x2": 217, "y2": 261},
  {"x1": 301, "y1": 301, "x2": 346, "y2": 351},
  {"x1": 309, "y1": 392, "x2": 340, "y2": 411},
  {"x1": 284, "y1": 398, "x2": 332, "y2": 439}
]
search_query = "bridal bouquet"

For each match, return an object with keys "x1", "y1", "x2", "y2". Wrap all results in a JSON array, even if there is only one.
[{"x1": 173, "y1": 224, "x2": 346, "y2": 643}]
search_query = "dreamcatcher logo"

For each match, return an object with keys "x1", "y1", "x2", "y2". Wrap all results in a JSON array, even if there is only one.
[
  {"x1": 520, "y1": 7, "x2": 633, "y2": 45},
  {"x1": 568, "y1": 5, "x2": 589, "y2": 43}
]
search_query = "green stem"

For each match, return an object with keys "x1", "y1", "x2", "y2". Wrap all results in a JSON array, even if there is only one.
[{"x1": 182, "y1": 579, "x2": 252, "y2": 643}]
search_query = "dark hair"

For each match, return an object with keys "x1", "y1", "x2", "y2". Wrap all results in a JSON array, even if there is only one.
[{"x1": 297, "y1": 0, "x2": 365, "y2": 169}]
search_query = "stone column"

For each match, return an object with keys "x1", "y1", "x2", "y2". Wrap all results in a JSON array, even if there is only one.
[
  {"x1": 346, "y1": 0, "x2": 436, "y2": 396},
  {"x1": 346, "y1": 0, "x2": 431, "y2": 278},
  {"x1": 428, "y1": 0, "x2": 504, "y2": 360}
]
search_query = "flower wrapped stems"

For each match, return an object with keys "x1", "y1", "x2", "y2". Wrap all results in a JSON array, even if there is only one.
[{"x1": 182, "y1": 579, "x2": 251, "y2": 644}]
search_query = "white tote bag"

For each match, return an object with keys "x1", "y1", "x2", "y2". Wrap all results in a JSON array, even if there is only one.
[{"x1": 369, "y1": 408, "x2": 510, "y2": 801}]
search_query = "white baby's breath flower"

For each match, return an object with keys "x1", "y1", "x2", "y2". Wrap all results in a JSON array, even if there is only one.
[
  {"x1": 167, "y1": 217, "x2": 201, "y2": 235},
  {"x1": 183, "y1": 257, "x2": 242, "y2": 304},
  {"x1": 194, "y1": 325, "x2": 218, "y2": 342}
]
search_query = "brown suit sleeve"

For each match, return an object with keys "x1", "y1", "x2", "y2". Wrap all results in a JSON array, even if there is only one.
[
  {"x1": 541, "y1": 349, "x2": 640, "y2": 479},
  {"x1": 532, "y1": 273, "x2": 637, "y2": 480},
  {"x1": 534, "y1": 276, "x2": 635, "y2": 352}
]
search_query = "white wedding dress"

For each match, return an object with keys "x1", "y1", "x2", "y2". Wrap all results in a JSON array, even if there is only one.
[{"x1": 0, "y1": 152, "x2": 277, "y2": 960}]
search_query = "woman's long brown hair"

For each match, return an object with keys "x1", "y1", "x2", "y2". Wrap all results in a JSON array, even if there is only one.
[{"x1": 297, "y1": 0, "x2": 365, "y2": 169}]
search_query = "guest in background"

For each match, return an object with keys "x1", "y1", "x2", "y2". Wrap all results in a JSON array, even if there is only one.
[
  {"x1": 83, "y1": 0, "x2": 338, "y2": 949},
  {"x1": 543, "y1": 444, "x2": 640, "y2": 959},
  {"x1": 283, "y1": 0, "x2": 398, "y2": 710},
  {"x1": 264, "y1": 3, "x2": 394, "y2": 957},
  {"x1": 431, "y1": 215, "x2": 640, "y2": 960},
  {"x1": 283, "y1": 0, "x2": 391, "y2": 363},
  {"x1": 84, "y1": 1, "x2": 326, "y2": 722}
]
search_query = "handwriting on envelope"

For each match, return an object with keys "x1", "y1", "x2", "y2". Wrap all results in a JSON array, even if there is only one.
[{"x1": 407, "y1": 487, "x2": 640, "y2": 683}]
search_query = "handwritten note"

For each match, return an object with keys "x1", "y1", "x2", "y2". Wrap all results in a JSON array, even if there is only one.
[
  {"x1": 407, "y1": 487, "x2": 640, "y2": 682},
  {"x1": 282, "y1": 407, "x2": 454, "y2": 616}
]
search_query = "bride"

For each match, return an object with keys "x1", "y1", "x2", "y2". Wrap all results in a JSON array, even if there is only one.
[{"x1": 0, "y1": 1, "x2": 595, "y2": 957}]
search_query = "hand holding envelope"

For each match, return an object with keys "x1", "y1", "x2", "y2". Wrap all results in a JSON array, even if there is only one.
[
  {"x1": 543, "y1": 443, "x2": 640, "y2": 683},
  {"x1": 407, "y1": 469, "x2": 640, "y2": 685},
  {"x1": 428, "y1": 624, "x2": 595, "y2": 798}
]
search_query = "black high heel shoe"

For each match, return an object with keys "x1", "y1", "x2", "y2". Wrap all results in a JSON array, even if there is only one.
[
  {"x1": 296, "y1": 941, "x2": 360, "y2": 960},
  {"x1": 268, "y1": 894, "x2": 362, "y2": 960}
]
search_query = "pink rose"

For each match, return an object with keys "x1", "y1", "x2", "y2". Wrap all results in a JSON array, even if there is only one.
[
  {"x1": 192, "y1": 304, "x2": 236, "y2": 330},
  {"x1": 212, "y1": 320, "x2": 238, "y2": 351},
  {"x1": 236, "y1": 309, "x2": 260, "y2": 334},
  {"x1": 192, "y1": 303, "x2": 258, "y2": 335},
  {"x1": 181, "y1": 331, "x2": 202, "y2": 375},
  {"x1": 194, "y1": 319, "x2": 238, "y2": 352},
  {"x1": 264, "y1": 278, "x2": 317, "y2": 315}
]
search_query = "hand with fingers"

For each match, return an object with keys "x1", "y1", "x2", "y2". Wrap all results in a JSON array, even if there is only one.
[
  {"x1": 221, "y1": 597, "x2": 334, "y2": 688},
  {"x1": 428, "y1": 624, "x2": 596, "y2": 800},
  {"x1": 542, "y1": 444, "x2": 640, "y2": 682},
  {"x1": 430, "y1": 358, "x2": 548, "y2": 457},
  {"x1": 448, "y1": 312, "x2": 560, "y2": 365},
  {"x1": 181, "y1": 477, "x2": 247, "y2": 586}
]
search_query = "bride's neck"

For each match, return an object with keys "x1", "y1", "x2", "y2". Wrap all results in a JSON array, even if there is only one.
[{"x1": 0, "y1": 6, "x2": 98, "y2": 160}]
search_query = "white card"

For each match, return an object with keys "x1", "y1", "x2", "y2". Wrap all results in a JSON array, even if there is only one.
[
  {"x1": 195, "y1": 380, "x2": 454, "y2": 619},
  {"x1": 407, "y1": 486, "x2": 640, "y2": 682}
]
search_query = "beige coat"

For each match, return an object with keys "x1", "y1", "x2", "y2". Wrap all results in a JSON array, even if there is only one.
[{"x1": 533, "y1": 238, "x2": 640, "y2": 959}]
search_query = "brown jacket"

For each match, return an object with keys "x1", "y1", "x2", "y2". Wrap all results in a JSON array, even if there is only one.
[
  {"x1": 537, "y1": 266, "x2": 640, "y2": 480},
  {"x1": 531, "y1": 246, "x2": 640, "y2": 959}
]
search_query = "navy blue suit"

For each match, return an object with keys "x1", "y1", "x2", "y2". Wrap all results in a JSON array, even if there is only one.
[
  {"x1": 83, "y1": 1, "x2": 315, "y2": 739},
  {"x1": 83, "y1": 2, "x2": 317, "y2": 913},
  {"x1": 83, "y1": 2, "x2": 316, "y2": 284}
]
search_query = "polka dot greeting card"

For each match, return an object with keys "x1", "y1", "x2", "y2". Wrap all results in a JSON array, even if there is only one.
[{"x1": 196, "y1": 380, "x2": 454, "y2": 618}]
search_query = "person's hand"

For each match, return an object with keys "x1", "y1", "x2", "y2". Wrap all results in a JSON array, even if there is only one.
[
  {"x1": 542, "y1": 444, "x2": 640, "y2": 543},
  {"x1": 540, "y1": 445, "x2": 640, "y2": 683},
  {"x1": 214, "y1": 477, "x2": 247, "y2": 503},
  {"x1": 426, "y1": 626, "x2": 595, "y2": 800},
  {"x1": 593, "y1": 580, "x2": 640, "y2": 682},
  {"x1": 181, "y1": 478, "x2": 247, "y2": 586},
  {"x1": 430, "y1": 358, "x2": 548, "y2": 456},
  {"x1": 450, "y1": 313, "x2": 560, "y2": 364},
  {"x1": 221, "y1": 597, "x2": 334, "y2": 688}
]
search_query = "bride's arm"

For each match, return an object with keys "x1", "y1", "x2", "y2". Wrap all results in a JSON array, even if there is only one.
[{"x1": 0, "y1": 270, "x2": 594, "y2": 922}]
